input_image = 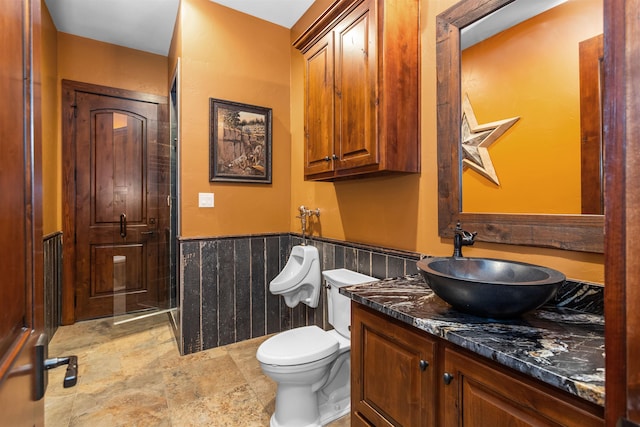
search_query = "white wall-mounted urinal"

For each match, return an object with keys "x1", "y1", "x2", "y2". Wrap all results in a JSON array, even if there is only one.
[{"x1": 270, "y1": 245, "x2": 321, "y2": 308}]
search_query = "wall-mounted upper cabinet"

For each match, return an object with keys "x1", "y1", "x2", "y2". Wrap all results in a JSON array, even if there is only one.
[{"x1": 294, "y1": 0, "x2": 420, "y2": 181}]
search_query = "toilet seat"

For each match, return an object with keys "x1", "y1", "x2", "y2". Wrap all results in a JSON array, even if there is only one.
[{"x1": 257, "y1": 326, "x2": 338, "y2": 366}]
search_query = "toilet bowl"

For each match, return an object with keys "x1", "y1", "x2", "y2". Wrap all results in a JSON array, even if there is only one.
[
  {"x1": 257, "y1": 268, "x2": 378, "y2": 427},
  {"x1": 270, "y1": 245, "x2": 321, "y2": 308}
]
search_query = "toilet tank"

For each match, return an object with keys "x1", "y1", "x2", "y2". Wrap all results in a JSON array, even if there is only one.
[{"x1": 322, "y1": 269, "x2": 378, "y2": 338}]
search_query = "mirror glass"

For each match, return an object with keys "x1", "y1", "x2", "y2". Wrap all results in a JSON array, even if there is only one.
[
  {"x1": 436, "y1": 0, "x2": 604, "y2": 253},
  {"x1": 459, "y1": 0, "x2": 603, "y2": 215}
]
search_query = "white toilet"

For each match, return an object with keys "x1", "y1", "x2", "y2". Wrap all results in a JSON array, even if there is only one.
[{"x1": 257, "y1": 252, "x2": 377, "y2": 427}]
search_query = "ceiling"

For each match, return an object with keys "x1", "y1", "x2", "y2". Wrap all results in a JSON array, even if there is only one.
[
  {"x1": 461, "y1": 0, "x2": 567, "y2": 49},
  {"x1": 44, "y1": 0, "x2": 315, "y2": 56}
]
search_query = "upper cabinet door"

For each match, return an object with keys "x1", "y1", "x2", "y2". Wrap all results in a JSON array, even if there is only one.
[
  {"x1": 304, "y1": 31, "x2": 335, "y2": 177},
  {"x1": 334, "y1": 0, "x2": 378, "y2": 171}
]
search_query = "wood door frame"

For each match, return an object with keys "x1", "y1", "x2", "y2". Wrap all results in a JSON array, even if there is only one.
[
  {"x1": 604, "y1": 0, "x2": 640, "y2": 424},
  {"x1": 61, "y1": 80, "x2": 168, "y2": 325}
]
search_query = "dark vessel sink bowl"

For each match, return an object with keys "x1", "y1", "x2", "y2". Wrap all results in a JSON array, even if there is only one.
[{"x1": 416, "y1": 257, "x2": 565, "y2": 318}]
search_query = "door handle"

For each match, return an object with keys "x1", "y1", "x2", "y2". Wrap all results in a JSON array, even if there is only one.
[
  {"x1": 120, "y1": 213, "x2": 127, "y2": 238},
  {"x1": 35, "y1": 334, "x2": 78, "y2": 400}
]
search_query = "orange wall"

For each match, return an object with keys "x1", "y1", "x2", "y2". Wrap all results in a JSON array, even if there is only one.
[
  {"x1": 177, "y1": 0, "x2": 292, "y2": 237},
  {"x1": 461, "y1": 0, "x2": 602, "y2": 214},
  {"x1": 289, "y1": 0, "x2": 604, "y2": 283},
  {"x1": 57, "y1": 33, "x2": 168, "y2": 97},
  {"x1": 41, "y1": 2, "x2": 59, "y2": 235}
]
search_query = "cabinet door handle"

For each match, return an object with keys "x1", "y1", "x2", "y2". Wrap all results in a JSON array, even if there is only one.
[
  {"x1": 419, "y1": 360, "x2": 429, "y2": 371},
  {"x1": 443, "y1": 372, "x2": 454, "y2": 385}
]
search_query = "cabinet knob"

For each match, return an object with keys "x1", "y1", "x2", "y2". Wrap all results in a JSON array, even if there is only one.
[
  {"x1": 332, "y1": 154, "x2": 338, "y2": 160},
  {"x1": 443, "y1": 372, "x2": 454, "y2": 385},
  {"x1": 419, "y1": 360, "x2": 429, "y2": 371},
  {"x1": 323, "y1": 156, "x2": 331, "y2": 161}
]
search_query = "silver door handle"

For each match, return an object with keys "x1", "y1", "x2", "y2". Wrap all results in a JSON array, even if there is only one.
[{"x1": 35, "y1": 334, "x2": 78, "y2": 400}]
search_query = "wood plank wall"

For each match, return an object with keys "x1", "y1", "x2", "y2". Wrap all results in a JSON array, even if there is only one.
[
  {"x1": 43, "y1": 232, "x2": 63, "y2": 343},
  {"x1": 178, "y1": 233, "x2": 421, "y2": 355}
]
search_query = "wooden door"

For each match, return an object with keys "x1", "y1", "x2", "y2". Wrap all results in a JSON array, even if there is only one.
[
  {"x1": 0, "y1": 0, "x2": 44, "y2": 424},
  {"x1": 334, "y1": 0, "x2": 378, "y2": 171},
  {"x1": 72, "y1": 89, "x2": 161, "y2": 320},
  {"x1": 304, "y1": 31, "x2": 335, "y2": 177}
]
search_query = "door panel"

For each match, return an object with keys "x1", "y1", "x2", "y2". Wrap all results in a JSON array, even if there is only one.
[
  {"x1": 334, "y1": 0, "x2": 378, "y2": 170},
  {"x1": 75, "y1": 92, "x2": 160, "y2": 320},
  {"x1": 304, "y1": 32, "x2": 335, "y2": 176},
  {"x1": 94, "y1": 112, "x2": 145, "y2": 224}
]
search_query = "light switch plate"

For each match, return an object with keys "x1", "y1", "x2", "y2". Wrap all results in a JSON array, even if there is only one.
[{"x1": 198, "y1": 192, "x2": 214, "y2": 208}]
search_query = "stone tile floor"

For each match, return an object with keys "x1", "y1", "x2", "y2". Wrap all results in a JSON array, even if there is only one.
[{"x1": 45, "y1": 313, "x2": 350, "y2": 427}]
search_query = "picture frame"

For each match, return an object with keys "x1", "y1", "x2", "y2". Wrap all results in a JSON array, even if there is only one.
[{"x1": 210, "y1": 98, "x2": 272, "y2": 183}]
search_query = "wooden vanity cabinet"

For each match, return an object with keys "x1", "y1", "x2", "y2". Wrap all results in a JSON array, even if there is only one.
[
  {"x1": 351, "y1": 303, "x2": 438, "y2": 426},
  {"x1": 293, "y1": 0, "x2": 420, "y2": 181},
  {"x1": 351, "y1": 303, "x2": 604, "y2": 427}
]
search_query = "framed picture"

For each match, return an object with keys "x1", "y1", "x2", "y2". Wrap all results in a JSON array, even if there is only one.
[{"x1": 210, "y1": 98, "x2": 272, "y2": 183}]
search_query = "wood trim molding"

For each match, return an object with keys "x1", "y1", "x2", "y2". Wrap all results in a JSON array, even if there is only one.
[{"x1": 604, "y1": 0, "x2": 640, "y2": 423}]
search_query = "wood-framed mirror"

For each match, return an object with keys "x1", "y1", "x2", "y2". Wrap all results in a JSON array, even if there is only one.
[{"x1": 436, "y1": 0, "x2": 604, "y2": 253}]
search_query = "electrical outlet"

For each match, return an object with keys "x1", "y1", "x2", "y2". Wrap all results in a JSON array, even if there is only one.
[{"x1": 198, "y1": 192, "x2": 214, "y2": 208}]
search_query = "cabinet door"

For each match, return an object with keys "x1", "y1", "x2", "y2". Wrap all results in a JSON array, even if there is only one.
[
  {"x1": 334, "y1": 0, "x2": 378, "y2": 171},
  {"x1": 304, "y1": 32, "x2": 335, "y2": 176},
  {"x1": 352, "y1": 303, "x2": 438, "y2": 426},
  {"x1": 442, "y1": 347, "x2": 604, "y2": 427}
]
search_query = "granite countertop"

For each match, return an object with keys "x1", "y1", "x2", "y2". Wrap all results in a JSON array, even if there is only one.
[{"x1": 341, "y1": 275, "x2": 605, "y2": 406}]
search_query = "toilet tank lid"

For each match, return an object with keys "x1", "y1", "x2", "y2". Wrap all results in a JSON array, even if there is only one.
[
  {"x1": 257, "y1": 326, "x2": 338, "y2": 366},
  {"x1": 322, "y1": 269, "x2": 378, "y2": 287}
]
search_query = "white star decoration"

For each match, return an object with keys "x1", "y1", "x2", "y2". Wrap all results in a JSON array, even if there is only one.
[{"x1": 461, "y1": 94, "x2": 520, "y2": 186}]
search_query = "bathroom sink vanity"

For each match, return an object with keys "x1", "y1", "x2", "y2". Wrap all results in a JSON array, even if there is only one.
[{"x1": 343, "y1": 276, "x2": 605, "y2": 426}]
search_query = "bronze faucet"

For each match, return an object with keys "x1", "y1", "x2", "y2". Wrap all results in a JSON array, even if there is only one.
[{"x1": 453, "y1": 221, "x2": 477, "y2": 257}]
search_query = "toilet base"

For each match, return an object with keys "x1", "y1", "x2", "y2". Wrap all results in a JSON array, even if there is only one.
[
  {"x1": 267, "y1": 366, "x2": 351, "y2": 427},
  {"x1": 319, "y1": 399, "x2": 350, "y2": 426},
  {"x1": 270, "y1": 383, "x2": 322, "y2": 427},
  {"x1": 269, "y1": 405, "x2": 349, "y2": 427}
]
